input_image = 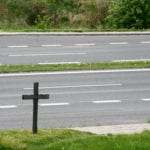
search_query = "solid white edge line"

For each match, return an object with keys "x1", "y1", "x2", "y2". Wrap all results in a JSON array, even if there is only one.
[
  {"x1": 93, "y1": 100, "x2": 121, "y2": 103},
  {"x1": 113, "y1": 59, "x2": 150, "y2": 62},
  {"x1": 0, "y1": 68, "x2": 150, "y2": 77},
  {"x1": 39, "y1": 103, "x2": 69, "y2": 106},
  {"x1": 24, "y1": 83, "x2": 122, "y2": 90},
  {"x1": 0, "y1": 105, "x2": 17, "y2": 109},
  {"x1": 38, "y1": 62, "x2": 81, "y2": 65}
]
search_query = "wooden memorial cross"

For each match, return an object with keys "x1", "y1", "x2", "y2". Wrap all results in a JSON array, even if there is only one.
[{"x1": 22, "y1": 82, "x2": 49, "y2": 134}]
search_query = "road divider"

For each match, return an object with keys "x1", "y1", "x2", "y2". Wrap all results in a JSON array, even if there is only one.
[{"x1": 0, "y1": 61, "x2": 150, "y2": 74}]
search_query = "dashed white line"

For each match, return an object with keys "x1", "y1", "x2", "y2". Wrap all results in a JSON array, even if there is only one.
[
  {"x1": 38, "y1": 62, "x2": 81, "y2": 65},
  {"x1": 109, "y1": 42, "x2": 128, "y2": 45},
  {"x1": 141, "y1": 98, "x2": 150, "y2": 101},
  {"x1": 140, "y1": 41, "x2": 150, "y2": 44},
  {"x1": 24, "y1": 83, "x2": 122, "y2": 90},
  {"x1": 75, "y1": 43, "x2": 96, "y2": 46},
  {"x1": 8, "y1": 45, "x2": 28, "y2": 48},
  {"x1": 8, "y1": 53, "x2": 86, "y2": 57},
  {"x1": 93, "y1": 100, "x2": 121, "y2": 104},
  {"x1": 113, "y1": 59, "x2": 150, "y2": 62},
  {"x1": 41, "y1": 44, "x2": 61, "y2": 47},
  {"x1": 0, "y1": 105, "x2": 17, "y2": 109},
  {"x1": 39, "y1": 103, "x2": 69, "y2": 106}
]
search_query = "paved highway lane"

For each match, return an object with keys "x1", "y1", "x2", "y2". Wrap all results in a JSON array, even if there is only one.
[
  {"x1": 0, "y1": 69, "x2": 150, "y2": 130},
  {"x1": 0, "y1": 35, "x2": 150, "y2": 65}
]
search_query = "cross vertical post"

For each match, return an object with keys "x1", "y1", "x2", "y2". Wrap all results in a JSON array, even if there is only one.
[
  {"x1": 22, "y1": 82, "x2": 49, "y2": 134},
  {"x1": 33, "y1": 82, "x2": 39, "y2": 134}
]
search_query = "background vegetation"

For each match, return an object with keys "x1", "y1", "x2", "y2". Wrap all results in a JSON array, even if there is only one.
[{"x1": 0, "y1": 0, "x2": 150, "y2": 31}]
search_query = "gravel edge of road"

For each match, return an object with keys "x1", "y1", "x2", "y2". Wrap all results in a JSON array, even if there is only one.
[
  {"x1": 0, "y1": 31, "x2": 150, "y2": 36},
  {"x1": 72, "y1": 123, "x2": 150, "y2": 135}
]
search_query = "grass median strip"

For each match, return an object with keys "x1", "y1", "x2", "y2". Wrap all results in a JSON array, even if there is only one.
[
  {"x1": 0, "y1": 61, "x2": 150, "y2": 73},
  {"x1": 0, "y1": 129, "x2": 150, "y2": 150}
]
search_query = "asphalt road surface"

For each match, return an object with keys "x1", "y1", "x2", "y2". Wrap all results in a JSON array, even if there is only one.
[
  {"x1": 0, "y1": 69, "x2": 150, "y2": 130},
  {"x1": 0, "y1": 35, "x2": 150, "y2": 65}
]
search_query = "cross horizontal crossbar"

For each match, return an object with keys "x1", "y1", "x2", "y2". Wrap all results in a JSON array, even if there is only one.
[{"x1": 22, "y1": 94, "x2": 49, "y2": 100}]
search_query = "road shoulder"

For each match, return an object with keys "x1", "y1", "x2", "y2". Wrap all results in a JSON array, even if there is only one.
[{"x1": 72, "y1": 123, "x2": 150, "y2": 135}]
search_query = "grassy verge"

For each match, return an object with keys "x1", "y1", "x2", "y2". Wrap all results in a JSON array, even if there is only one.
[
  {"x1": 0, "y1": 129, "x2": 150, "y2": 150},
  {"x1": 1, "y1": 26, "x2": 149, "y2": 32},
  {"x1": 0, "y1": 61, "x2": 150, "y2": 73}
]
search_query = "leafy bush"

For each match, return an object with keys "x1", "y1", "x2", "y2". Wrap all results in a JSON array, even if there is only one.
[
  {"x1": 106, "y1": 0, "x2": 150, "y2": 29},
  {"x1": 26, "y1": 0, "x2": 48, "y2": 25}
]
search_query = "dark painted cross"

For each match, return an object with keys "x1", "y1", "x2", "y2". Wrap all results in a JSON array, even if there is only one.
[{"x1": 22, "y1": 82, "x2": 49, "y2": 134}]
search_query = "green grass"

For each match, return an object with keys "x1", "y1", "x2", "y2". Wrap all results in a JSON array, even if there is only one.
[
  {"x1": 0, "y1": 25, "x2": 149, "y2": 32},
  {"x1": 0, "y1": 61, "x2": 150, "y2": 73},
  {"x1": 0, "y1": 129, "x2": 150, "y2": 150}
]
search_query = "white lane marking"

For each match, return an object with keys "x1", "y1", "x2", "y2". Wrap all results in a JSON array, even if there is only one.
[
  {"x1": 75, "y1": 43, "x2": 96, "y2": 46},
  {"x1": 141, "y1": 98, "x2": 150, "y2": 101},
  {"x1": 24, "y1": 83, "x2": 122, "y2": 90},
  {"x1": 38, "y1": 62, "x2": 81, "y2": 65},
  {"x1": 39, "y1": 103, "x2": 69, "y2": 106},
  {"x1": 0, "y1": 68, "x2": 150, "y2": 77},
  {"x1": 109, "y1": 42, "x2": 128, "y2": 45},
  {"x1": 113, "y1": 59, "x2": 150, "y2": 62},
  {"x1": 140, "y1": 41, "x2": 150, "y2": 44},
  {"x1": 8, "y1": 45, "x2": 28, "y2": 48},
  {"x1": 8, "y1": 53, "x2": 86, "y2": 57},
  {"x1": 0, "y1": 105, "x2": 17, "y2": 109},
  {"x1": 93, "y1": 100, "x2": 121, "y2": 104},
  {"x1": 41, "y1": 44, "x2": 61, "y2": 47}
]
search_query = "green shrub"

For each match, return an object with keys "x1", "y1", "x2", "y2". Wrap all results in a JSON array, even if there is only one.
[
  {"x1": 106, "y1": 0, "x2": 150, "y2": 29},
  {"x1": 26, "y1": 0, "x2": 48, "y2": 25}
]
